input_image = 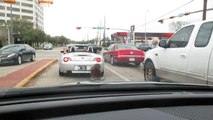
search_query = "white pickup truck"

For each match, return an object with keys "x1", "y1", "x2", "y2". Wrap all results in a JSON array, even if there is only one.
[{"x1": 144, "y1": 20, "x2": 213, "y2": 84}]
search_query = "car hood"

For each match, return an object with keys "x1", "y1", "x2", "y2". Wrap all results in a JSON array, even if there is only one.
[{"x1": 0, "y1": 51, "x2": 15, "y2": 58}]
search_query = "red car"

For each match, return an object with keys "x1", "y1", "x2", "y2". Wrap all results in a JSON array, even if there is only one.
[{"x1": 103, "y1": 43, "x2": 145, "y2": 66}]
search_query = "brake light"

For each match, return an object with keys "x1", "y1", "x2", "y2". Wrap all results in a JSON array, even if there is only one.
[
  {"x1": 141, "y1": 51, "x2": 145, "y2": 58},
  {"x1": 117, "y1": 51, "x2": 120, "y2": 56},
  {"x1": 94, "y1": 57, "x2": 101, "y2": 62},
  {"x1": 63, "y1": 57, "x2": 71, "y2": 62}
]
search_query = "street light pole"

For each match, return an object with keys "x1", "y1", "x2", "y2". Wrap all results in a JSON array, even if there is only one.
[
  {"x1": 145, "y1": 10, "x2": 148, "y2": 43},
  {"x1": 103, "y1": 16, "x2": 106, "y2": 46},
  {"x1": 10, "y1": 3, "x2": 13, "y2": 44}
]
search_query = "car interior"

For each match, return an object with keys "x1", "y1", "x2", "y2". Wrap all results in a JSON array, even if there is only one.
[{"x1": 1, "y1": 84, "x2": 213, "y2": 120}]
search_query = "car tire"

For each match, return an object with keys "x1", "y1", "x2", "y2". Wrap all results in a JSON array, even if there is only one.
[
  {"x1": 101, "y1": 71, "x2": 104, "y2": 76},
  {"x1": 135, "y1": 62, "x2": 141, "y2": 67},
  {"x1": 17, "y1": 55, "x2": 22, "y2": 65},
  {"x1": 30, "y1": 54, "x2": 35, "y2": 61},
  {"x1": 59, "y1": 71, "x2": 65, "y2": 76},
  {"x1": 110, "y1": 56, "x2": 116, "y2": 65},
  {"x1": 144, "y1": 61, "x2": 160, "y2": 82}
]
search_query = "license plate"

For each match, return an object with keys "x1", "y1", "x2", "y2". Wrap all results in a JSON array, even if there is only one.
[
  {"x1": 74, "y1": 66, "x2": 90, "y2": 70},
  {"x1": 129, "y1": 58, "x2": 135, "y2": 61}
]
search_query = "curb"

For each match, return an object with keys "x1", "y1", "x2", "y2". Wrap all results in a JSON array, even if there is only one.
[{"x1": 14, "y1": 59, "x2": 57, "y2": 88}]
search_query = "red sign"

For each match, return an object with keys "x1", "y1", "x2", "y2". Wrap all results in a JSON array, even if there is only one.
[{"x1": 117, "y1": 32, "x2": 128, "y2": 36}]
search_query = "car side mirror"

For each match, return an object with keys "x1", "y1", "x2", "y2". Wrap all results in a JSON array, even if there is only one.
[
  {"x1": 159, "y1": 40, "x2": 167, "y2": 48},
  {"x1": 21, "y1": 48, "x2": 26, "y2": 51}
]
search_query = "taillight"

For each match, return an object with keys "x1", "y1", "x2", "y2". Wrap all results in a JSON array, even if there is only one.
[
  {"x1": 117, "y1": 51, "x2": 120, "y2": 56},
  {"x1": 94, "y1": 57, "x2": 101, "y2": 62},
  {"x1": 63, "y1": 57, "x2": 71, "y2": 62},
  {"x1": 141, "y1": 51, "x2": 145, "y2": 58}
]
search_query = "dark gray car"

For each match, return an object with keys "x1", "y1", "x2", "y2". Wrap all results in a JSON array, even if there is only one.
[
  {"x1": 0, "y1": 44, "x2": 36, "y2": 65},
  {"x1": 137, "y1": 43, "x2": 153, "y2": 52}
]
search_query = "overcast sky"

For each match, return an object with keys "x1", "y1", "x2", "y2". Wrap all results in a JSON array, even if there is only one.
[{"x1": 43, "y1": 0, "x2": 213, "y2": 41}]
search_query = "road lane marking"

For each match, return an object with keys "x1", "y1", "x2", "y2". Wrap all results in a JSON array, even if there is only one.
[
  {"x1": 14, "y1": 59, "x2": 57, "y2": 88},
  {"x1": 105, "y1": 65, "x2": 131, "y2": 82}
]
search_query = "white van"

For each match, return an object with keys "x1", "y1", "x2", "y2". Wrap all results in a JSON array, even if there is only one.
[{"x1": 143, "y1": 20, "x2": 213, "y2": 84}]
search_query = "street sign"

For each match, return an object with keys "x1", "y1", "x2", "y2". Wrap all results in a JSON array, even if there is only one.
[
  {"x1": 96, "y1": 26, "x2": 105, "y2": 29},
  {"x1": 130, "y1": 25, "x2": 135, "y2": 31}
]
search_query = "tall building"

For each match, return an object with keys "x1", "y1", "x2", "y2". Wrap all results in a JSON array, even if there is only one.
[{"x1": 0, "y1": 0, "x2": 44, "y2": 30}]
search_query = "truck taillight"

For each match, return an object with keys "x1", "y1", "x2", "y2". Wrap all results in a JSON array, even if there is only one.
[
  {"x1": 94, "y1": 57, "x2": 101, "y2": 62},
  {"x1": 63, "y1": 57, "x2": 71, "y2": 62}
]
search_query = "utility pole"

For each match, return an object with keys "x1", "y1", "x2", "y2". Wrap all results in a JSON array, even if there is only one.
[
  {"x1": 103, "y1": 16, "x2": 106, "y2": 46},
  {"x1": 10, "y1": 3, "x2": 13, "y2": 44},
  {"x1": 203, "y1": 0, "x2": 207, "y2": 20}
]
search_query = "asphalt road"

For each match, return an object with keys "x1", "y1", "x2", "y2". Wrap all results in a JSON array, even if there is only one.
[{"x1": 26, "y1": 48, "x2": 145, "y2": 88}]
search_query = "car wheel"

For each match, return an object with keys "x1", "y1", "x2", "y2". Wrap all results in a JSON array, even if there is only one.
[
  {"x1": 110, "y1": 56, "x2": 116, "y2": 65},
  {"x1": 144, "y1": 61, "x2": 159, "y2": 82},
  {"x1": 17, "y1": 55, "x2": 22, "y2": 65},
  {"x1": 30, "y1": 54, "x2": 35, "y2": 61},
  {"x1": 59, "y1": 71, "x2": 65, "y2": 76},
  {"x1": 101, "y1": 71, "x2": 104, "y2": 76},
  {"x1": 135, "y1": 62, "x2": 141, "y2": 67}
]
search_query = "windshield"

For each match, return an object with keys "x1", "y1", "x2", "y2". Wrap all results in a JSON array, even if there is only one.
[
  {"x1": 0, "y1": 0, "x2": 213, "y2": 92},
  {"x1": 0, "y1": 45, "x2": 22, "y2": 52}
]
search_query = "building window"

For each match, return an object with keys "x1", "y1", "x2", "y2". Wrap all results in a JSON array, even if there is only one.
[
  {"x1": 22, "y1": 9, "x2": 33, "y2": 14},
  {"x1": 7, "y1": 7, "x2": 20, "y2": 12},
  {"x1": 0, "y1": 5, "x2": 5, "y2": 10},
  {"x1": 7, "y1": 14, "x2": 20, "y2": 18},
  {"x1": 14, "y1": 2, "x2": 20, "y2": 5},
  {"x1": 0, "y1": 13, "x2": 5, "y2": 17},
  {"x1": 22, "y1": 15, "x2": 33, "y2": 20},
  {"x1": 21, "y1": 3, "x2": 33, "y2": 8}
]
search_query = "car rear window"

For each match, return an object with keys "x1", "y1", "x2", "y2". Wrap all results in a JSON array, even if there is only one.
[{"x1": 117, "y1": 44, "x2": 137, "y2": 50}]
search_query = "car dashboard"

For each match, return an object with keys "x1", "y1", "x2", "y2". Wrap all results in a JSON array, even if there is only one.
[{"x1": 0, "y1": 84, "x2": 213, "y2": 120}]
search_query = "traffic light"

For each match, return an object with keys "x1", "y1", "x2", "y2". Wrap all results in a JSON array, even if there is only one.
[
  {"x1": 38, "y1": 0, "x2": 53, "y2": 4},
  {"x1": 158, "y1": 19, "x2": 164, "y2": 24},
  {"x1": 76, "y1": 27, "x2": 81, "y2": 30},
  {"x1": 184, "y1": 12, "x2": 190, "y2": 16},
  {"x1": 3, "y1": 0, "x2": 16, "y2": 3},
  {"x1": 169, "y1": 16, "x2": 176, "y2": 19}
]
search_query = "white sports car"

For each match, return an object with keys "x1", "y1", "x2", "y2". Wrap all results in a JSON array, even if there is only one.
[{"x1": 59, "y1": 44, "x2": 104, "y2": 76}]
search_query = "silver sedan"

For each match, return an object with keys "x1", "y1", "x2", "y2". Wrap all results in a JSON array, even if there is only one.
[{"x1": 59, "y1": 44, "x2": 104, "y2": 76}]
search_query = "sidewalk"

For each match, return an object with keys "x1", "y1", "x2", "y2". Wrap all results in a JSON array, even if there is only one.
[{"x1": 0, "y1": 59, "x2": 57, "y2": 89}]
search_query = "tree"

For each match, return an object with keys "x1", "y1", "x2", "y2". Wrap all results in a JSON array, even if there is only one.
[{"x1": 169, "y1": 21, "x2": 189, "y2": 32}]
